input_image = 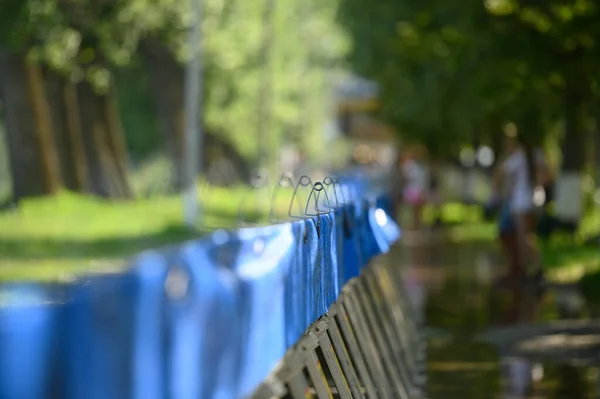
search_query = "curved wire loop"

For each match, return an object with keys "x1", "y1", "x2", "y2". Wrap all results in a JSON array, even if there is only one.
[
  {"x1": 269, "y1": 172, "x2": 298, "y2": 223},
  {"x1": 305, "y1": 182, "x2": 332, "y2": 217},
  {"x1": 288, "y1": 175, "x2": 314, "y2": 219},
  {"x1": 334, "y1": 177, "x2": 348, "y2": 205},
  {"x1": 323, "y1": 175, "x2": 346, "y2": 209},
  {"x1": 236, "y1": 168, "x2": 270, "y2": 226}
]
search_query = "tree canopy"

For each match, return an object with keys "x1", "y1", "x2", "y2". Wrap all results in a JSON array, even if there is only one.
[
  {"x1": 337, "y1": 0, "x2": 600, "y2": 161},
  {"x1": 0, "y1": 0, "x2": 347, "y2": 201}
]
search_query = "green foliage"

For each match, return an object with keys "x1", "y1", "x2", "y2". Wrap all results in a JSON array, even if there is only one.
[
  {"x1": 337, "y1": 0, "x2": 600, "y2": 154},
  {"x1": 200, "y1": 0, "x2": 348, "y2": 160},
  {"x1": 113, "y1": 63, "x2": 161, "y2": 158},
  {"x1": 0, "y1": 0, "x2": 347, "y2": 164},
  {"x1": 0, "y1": 182, "x2": 297, "y2": 281}
]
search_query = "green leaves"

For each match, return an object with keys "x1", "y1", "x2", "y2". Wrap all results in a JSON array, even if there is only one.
[
  {"x1": 337, "y1": 0, "x2": 600, "y2": 154},
  {"x1": 0, "y1": 0, "x2": 347, "y2": 162}
]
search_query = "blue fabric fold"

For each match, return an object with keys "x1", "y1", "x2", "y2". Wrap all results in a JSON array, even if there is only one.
[
  {"x1": 285, "y1": 220, "x2": 308, "y2": 347},
  {"x1": 62, "y1": 273, "x2": 136, "y2": 399},
  {"x1": 131, "y1": 251, "x2": 169, "y2": 399},
  {"x1": 0, "y1": 284, "x2": 63, "y2": 399},
  {"x1": 231, "y1": 224, "x2": 295, "y2": 398}
]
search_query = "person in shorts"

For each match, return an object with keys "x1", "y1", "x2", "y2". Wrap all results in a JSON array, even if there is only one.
[{"x1": 493, "y1": 126, "x2": 544, "y2": 286}]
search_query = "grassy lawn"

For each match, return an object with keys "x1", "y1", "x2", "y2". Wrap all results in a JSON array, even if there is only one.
[
  {"x1": 531, "y1": 210, "x2": 599, "y2": 283},
  {"x1": 542, "y1": 242, "x2": 600, "y2": 283},
  {"x1": 0, "y1": 185, "x2": 295, "y2": 282},
  {"x1": 0, "y1": 191, "x2": 598, "y2": 283},
  {"x1": 419, "y1": 202, "x2": 600, "y2": 284}
]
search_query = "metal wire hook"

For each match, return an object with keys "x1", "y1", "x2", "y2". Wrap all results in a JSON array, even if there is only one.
[
  {"x1": 323, "y1": 176, "x2": 341, "y2": 209},
  {"x1": 305, "y1": 182, "x2": 332, "y2": 217},
  {"x1": 269, "y1": 172, "x2": 298, "y2": 223},
  {"x1": 288, "y1": 175, "x2": 313, "y2": 219}
]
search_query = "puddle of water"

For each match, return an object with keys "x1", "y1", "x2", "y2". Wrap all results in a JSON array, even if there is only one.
[{"x1": 388, "y1": 241, "x2": 600, "y2": 399}]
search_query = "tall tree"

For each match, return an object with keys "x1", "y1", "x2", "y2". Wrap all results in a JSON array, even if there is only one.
[
  {"x1": 336, "y1": 0, "x2": 600, "y2": 160},
  {"x1": 0, "y1": 48, "x2": 62, "y2": 200},
  {"x1": 0, "y1": 0, "x2": 136, "y2": 200}
]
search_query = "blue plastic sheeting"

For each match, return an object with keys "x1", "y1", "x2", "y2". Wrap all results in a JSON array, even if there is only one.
[
  {"x1": 340, "y1": 205, "x2": 364, "y2": 281},
  {"x1": 230, "y1": 224, "x2": 295, "y2": 398},
  {"x1": 284, "y1": 220, "x2": 310, "y2": 347},
  {"x1": 166, "y1": 239, "x2": 241, "y2": 399},
  {"x1": 63, "y1": 273, "x2": 136, "y2": 399},
  {"x1": 130, "y1": 251, "x2": 169, "y2": 399},
  {"x1": 0, "y1": 285, "x2": 63, "y2": 399},
  {"x1": 0, "y1": 172, "x2": 401, "y2": 399}
]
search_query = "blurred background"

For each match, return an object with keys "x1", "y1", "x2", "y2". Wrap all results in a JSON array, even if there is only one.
[
  {"x1": 0, "y1": 0, "x2": 598, "y2": 278},
  {"x1": 1, "y1": 1, "x2": 600, "y2": 397}
]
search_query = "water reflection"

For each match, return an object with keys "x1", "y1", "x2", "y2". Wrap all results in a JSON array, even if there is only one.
[
  {"x1": 389, "y1": 240, "x2": 600, "y2": 399},
  {"x1": 493, "y1": 282, "x2": 542, "y2": 398}
]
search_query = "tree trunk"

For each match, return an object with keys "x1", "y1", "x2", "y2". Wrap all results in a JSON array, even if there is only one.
[
  {"x1": 101, "y1": 84, "x2": 132, "y2": 197},
  {"x1": 490, "y1": 130, "x2": 503, "y2": 167},
  {"x1": 44, "y1": 69, "x2": 130, "y2": 198},
  {"x1": 139, "y1": 38, "x2": 185, "y2": 190},
  {"x1": 44, "y1": 69, "x2": 89, "y2": 191},
  {"x1": 561, "y1": 98, "x2": 587, "y2": 172},
  {"x1": 63, "y1": 79, "x2": 90, "y2": 191},
  {"x1": 554, "y1": 92, "x2": 587, "y2": 223},
  {"x1": 140, "y1": 38, "x2": 252, "y2": 188},
  {"x1": 76, "y1": 80, "x2": 131, "y2": 198},
  {"x1": 25, "y1": 61, "x2": 62, "y2": 192},
  {"x1": 0, "y1": 47, "x2": 61, "y2": 201},
  {"x1": 594, "y1": 126, "x2": 600, "y2": 180}
]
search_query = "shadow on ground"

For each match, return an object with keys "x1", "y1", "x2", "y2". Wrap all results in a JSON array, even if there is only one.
[{"x1": 0, "y1": 224, "x2": 196, "y2": 260}]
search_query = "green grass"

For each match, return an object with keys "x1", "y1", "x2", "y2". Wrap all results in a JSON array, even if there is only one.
[
  {"x1": 542, "y1": 242, "x2": 600, "y2": 283},
  {"x1": 0, "y1": 185, "x2": 297, "y2": 282},
  {"x1": 423, "y1": 203, "x2": 486, "y2": 226},
  {"x1": 420, "y1": 202, "x2": 600, "y2": 283},
  {"x1": 1, "y1": 191, "x2": 598, "y2": 283},
  {"x1": 534, "y1": 209, "x2": 599, "y2": 283}
]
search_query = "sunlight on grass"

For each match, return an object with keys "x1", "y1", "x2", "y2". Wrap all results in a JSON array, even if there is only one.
[
  {"x1": 543, "y1": 244, "x2": 600, "y2": 283},
  {"x1": 0, "y1": 259, "x2": 128, "y2": 282},
  {"x1": 0, "y1": 185, "x2": 295, "y2": 240},
  {"x1": 0, "y1": 184, "x2": 298, "y2": 282},
  {"x1": 546, "y1": 263, "x2": 600, "y2": 284},
  {"x1": 423, "y1": 203, "x2": 484, "y2": 225},
  {"x1": 0, "y1": 191, "x2": 597, "y2": 282},
  {"x1": 446, "y1": 223, "x2": 497, "y2": 243}
]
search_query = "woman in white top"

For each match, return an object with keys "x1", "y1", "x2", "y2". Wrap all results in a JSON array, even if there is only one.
[{"x1": 494, "y1": 128, "x2": 543, "y2": 285}]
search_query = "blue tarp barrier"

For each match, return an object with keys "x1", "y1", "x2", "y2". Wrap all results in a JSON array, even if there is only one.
[
  {"x1": 233, "y1": 224, "x2": 295, "y2": 398},
  {"x1": 62, "y1": 273, "x2": 136, "y2": 399},
  {"x1": 284, "y1": 220, "x2": 309, "y2": 347},
  {"x1": 131, "y1": 251, "x2": 169, "y2": 399},
  {"x1": 341, "y1": 204, "x2": 364, "y2": 281},
  {"x1": 0, "y1": 169, "x2": 401, "y2": 399},
  {"x1": 0, "y1": 285, "x2": 63, "y2": 399}
]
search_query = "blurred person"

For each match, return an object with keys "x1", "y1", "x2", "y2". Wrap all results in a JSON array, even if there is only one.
[
  {"x1": 428, "y1": 160, "x2": 443, "y2": 227},
  {"x1": 492, "y1": 126, "x2": 544, "y2": 286},
  {"x1": 389, "y1": 147, "x2": 406, "y2": 221},
  {"x1": 402, "y1": 146, "x2": 428, "y2": 230}
]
